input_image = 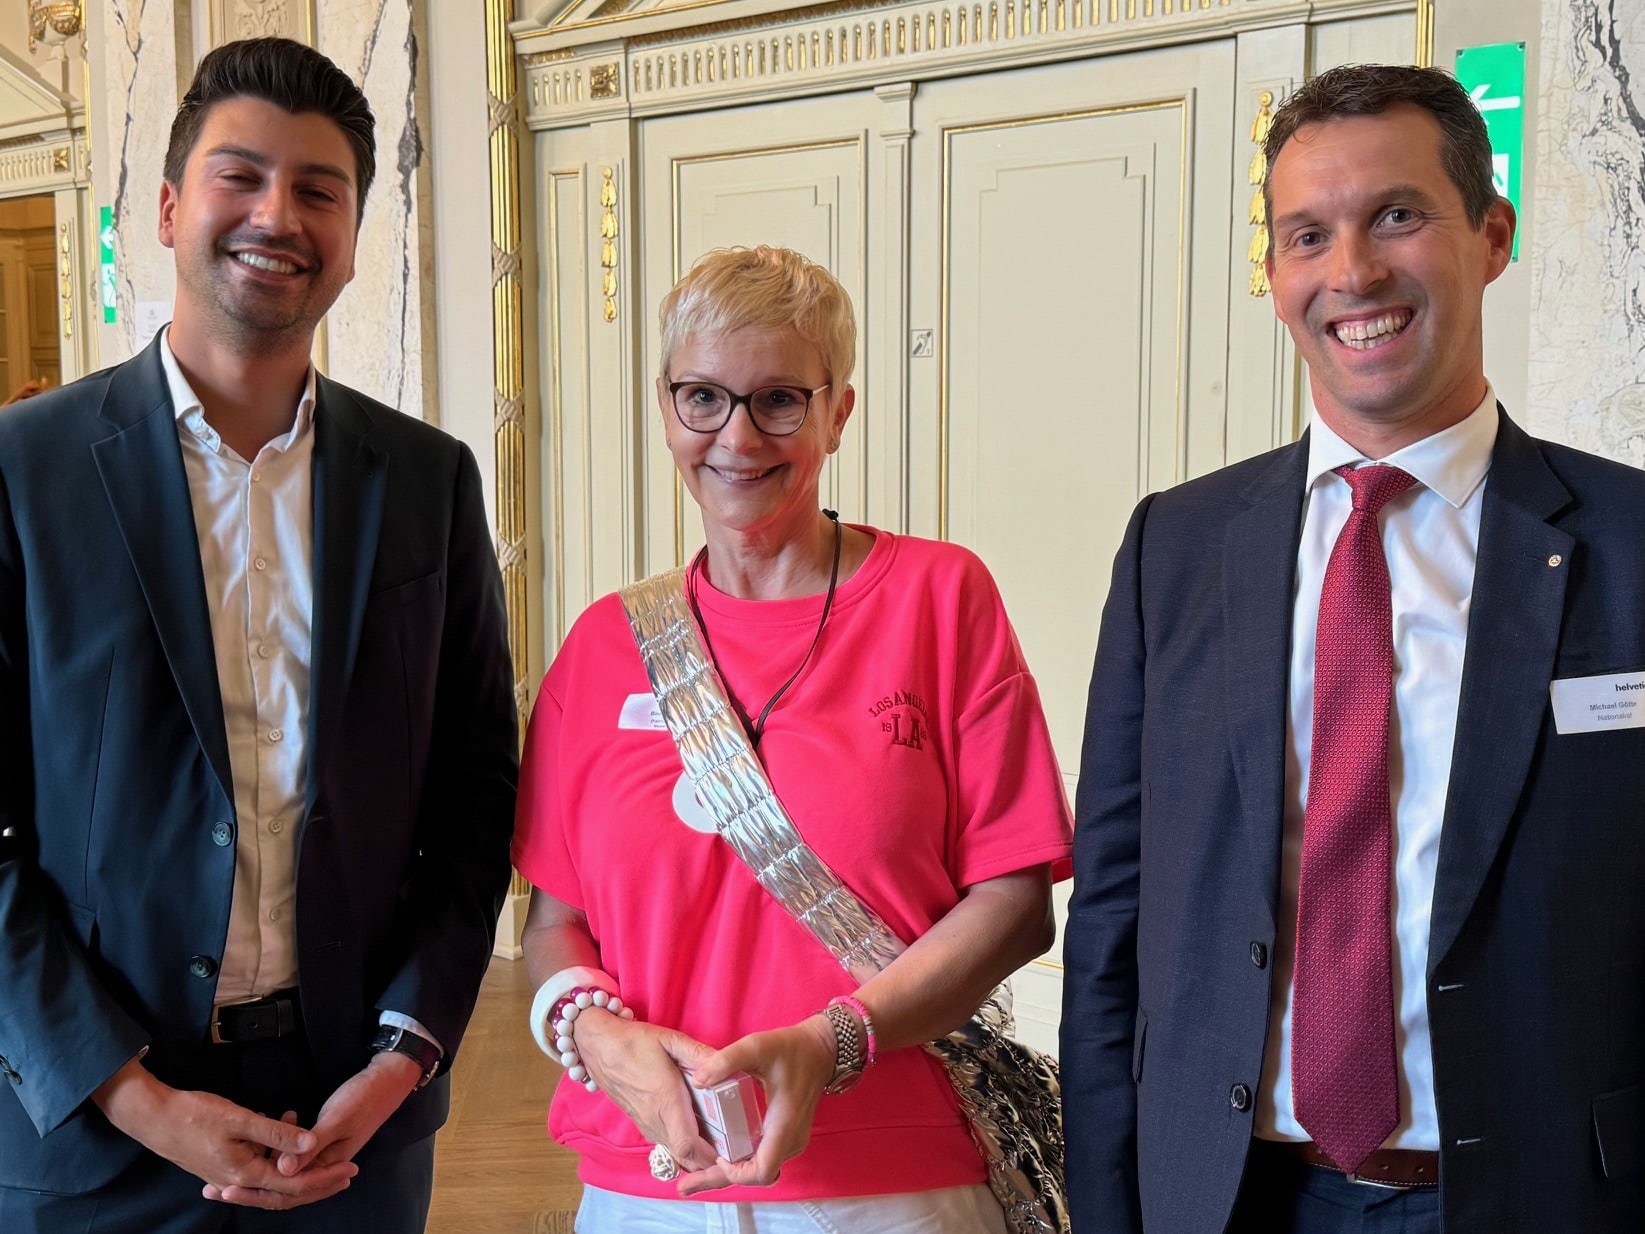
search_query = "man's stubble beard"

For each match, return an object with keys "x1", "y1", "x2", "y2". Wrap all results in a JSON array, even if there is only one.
[
  {"x1": 201, "y1": 292, "x2": 322, "y2": 358},
  {"x1": 179, "y1": 244, "x2": 338, "y2": 359}
]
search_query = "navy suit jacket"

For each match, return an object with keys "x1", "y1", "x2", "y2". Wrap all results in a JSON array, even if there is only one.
[
  {"x1": 1062, "y1": 412, "x2": 1645, "y2": 1232},
  {"x1": 0, "y1": 336, "x2": 517, "y2": 1193}
]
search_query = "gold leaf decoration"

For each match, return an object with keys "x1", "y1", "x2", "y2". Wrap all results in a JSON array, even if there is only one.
[{"x1": 1247, "y1": 90, "x2": 1275, "y2": 299}]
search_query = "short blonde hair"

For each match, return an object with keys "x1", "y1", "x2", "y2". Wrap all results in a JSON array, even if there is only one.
[{"x1": 658, "y1": 246, "x2": 856, "y2": 388}]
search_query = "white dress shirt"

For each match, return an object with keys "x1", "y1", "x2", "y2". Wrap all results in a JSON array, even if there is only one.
[
  {"x1": 163, "y1": 330, "x2": 315, "y2": 1006},
  {"x1": 1255, "y1": 387, "x2": 1499, "y2": 1151},
  {"x1": 162, "y1": 330, "x2": 437, "y2": 1051}
]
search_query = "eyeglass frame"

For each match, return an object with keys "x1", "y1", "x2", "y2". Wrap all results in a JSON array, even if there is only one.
[{"x1": 665, "y1": 379, "x2": 832, "y2": 437}]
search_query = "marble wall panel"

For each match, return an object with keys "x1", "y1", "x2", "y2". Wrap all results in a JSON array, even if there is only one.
[
  {"x1": 1528, "y1": 0, "x2": 1645, "y2": 464},
  {"x1": 100, "y1": 0, "x2": 182, "y2": 358},
  {"x1": 317, "y1": 0, "x2": 434, "y2": 420},
  {"x1": 89, "y1": 0, "x2": 434, "y2": 409}
]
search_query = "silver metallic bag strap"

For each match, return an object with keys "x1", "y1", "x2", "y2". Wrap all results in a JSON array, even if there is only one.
[{"x1": 618, "y1": 569, "x2": 904, "y2": 981}]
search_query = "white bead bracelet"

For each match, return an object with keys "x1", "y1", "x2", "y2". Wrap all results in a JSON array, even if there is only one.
[{"x1": 546, "y1": 986, "x2": 634, "y2": 1092}]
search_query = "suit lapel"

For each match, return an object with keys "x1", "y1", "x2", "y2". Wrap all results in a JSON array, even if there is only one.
[
  {"x1": 1428, "y1": 411, "x2": 1573, "y2": 973},
  {"x1": 1224, "y1": 438, "x2": 1310, "y2": 926},
  {"x1": 307, "y1": 376, "x2": 387, "y2": 807},
  {"x1": 91, "y1": 336, "x2": 235, "y2": 806}
]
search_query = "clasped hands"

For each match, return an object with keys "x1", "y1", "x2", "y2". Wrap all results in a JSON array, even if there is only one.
[
  {"x1": 93, "y1": 1049, "x2": 424, "y2": 1211},
  {"x1": 572, "y1": 1006, "x2": 837, "y2": 1195}
]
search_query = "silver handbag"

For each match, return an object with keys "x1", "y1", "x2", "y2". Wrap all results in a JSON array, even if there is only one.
[{"x1": 620, "y1": 569, "x2": 1069, "y2": 1234}]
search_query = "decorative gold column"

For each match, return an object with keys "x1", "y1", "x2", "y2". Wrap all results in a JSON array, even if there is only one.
[
  {"x1": 1414, "y1": 0, "x2": 1434, "y2": 68},
  {"x1": 486, "y1": 0, "x2": 532, "y2": 900}
]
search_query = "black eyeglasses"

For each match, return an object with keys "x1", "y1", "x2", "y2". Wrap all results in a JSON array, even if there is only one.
[{"x1": 667, "y1": 381, "x2": 829, "y2": 437}]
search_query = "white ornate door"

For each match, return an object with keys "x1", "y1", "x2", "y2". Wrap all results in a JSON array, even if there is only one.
[{"x1": 906, "y1": 41, "x2": 1238, "y2": 1051}]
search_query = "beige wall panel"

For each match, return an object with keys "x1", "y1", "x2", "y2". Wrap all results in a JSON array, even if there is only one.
[
  {"x1": 1308, "y1": 12, "x2": 1417, "y2": 70},
  {"x1": 1226, "y1": 24, "x2": 1305, "y2": 462},
  {"x1": 546, "y1": 167, "x2": 591, "y2": 645},
  {"x1": 911, "y1": 42, "x2": 1233, "y2": 776},
  {"x1": 940, "y1": 109, "x2": 1179, "y2": 774},
  {"x1": 639, "y1": 97, "x2": 874, "y2": 574}
]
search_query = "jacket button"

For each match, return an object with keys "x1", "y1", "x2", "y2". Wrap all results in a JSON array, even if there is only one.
[
  {"x1": 1230, "y1": 1083, "x2": 1252, "y2": 1112},
  {"x1": 188, "y1": 955, "x2": 217, "y2": 979},
  {"x1": 1250, "y1": 942, "x2": 1268, "y2": 969},
  {"x1": 211, "y1": 821, "x2": 234, "y2": 847}
]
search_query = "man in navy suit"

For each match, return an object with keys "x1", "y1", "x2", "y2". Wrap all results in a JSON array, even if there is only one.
[
  {"x1": 1063, "y1": 64, "x2": 1645, "y2": 1233},
  {"x1": 0, "y1": 38, "x2": 516, "y2": 1231}
]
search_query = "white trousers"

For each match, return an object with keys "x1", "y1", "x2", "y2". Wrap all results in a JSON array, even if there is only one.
[{"x1": 574, "y1": 1182, "x2": 1009, "y2": 1234}]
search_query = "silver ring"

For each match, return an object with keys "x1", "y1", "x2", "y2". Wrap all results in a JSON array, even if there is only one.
[{"x1": 648, "y1": 1143, "x2": 680, "y2": 1181}]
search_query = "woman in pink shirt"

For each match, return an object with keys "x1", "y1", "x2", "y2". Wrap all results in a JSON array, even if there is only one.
[{"x1": 512, "y1": 245, "x2": 1073, "y2": 1232}]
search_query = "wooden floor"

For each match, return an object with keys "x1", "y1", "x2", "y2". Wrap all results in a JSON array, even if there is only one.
[{"x1": 427, "y1": 956, "x2": 583, "y2": 1233}]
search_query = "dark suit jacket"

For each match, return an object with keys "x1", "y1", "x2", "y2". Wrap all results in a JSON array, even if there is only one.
[
  {"x1": 1062, "y1": 411, "x2": 1645, "y2": 1232},
  {"x1": 0, "y1": 336, "x2": 518, "y2": 1194}
]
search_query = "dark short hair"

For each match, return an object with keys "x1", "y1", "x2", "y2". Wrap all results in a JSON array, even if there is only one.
[
  {"x1": 164, "y1": 37, "x2": 376, "y2": 223},
  {"x1": 1264, "y1": 63, "x2": 1497, "y2": 232}
]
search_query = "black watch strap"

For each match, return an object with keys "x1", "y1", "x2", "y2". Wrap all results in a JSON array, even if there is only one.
[{"x1": 370, "y1": 1025, "x2": 440, "y2": 1089}]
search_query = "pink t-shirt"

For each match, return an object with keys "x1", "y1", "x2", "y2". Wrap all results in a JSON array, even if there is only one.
[{"x1": 511, "y1": 529, "x2": 1073, "y2": 1202}]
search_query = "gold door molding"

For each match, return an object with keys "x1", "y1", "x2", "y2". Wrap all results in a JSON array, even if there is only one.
[{"x1": 1414, "y1": 0, "x2": 1434, "y2": 67}]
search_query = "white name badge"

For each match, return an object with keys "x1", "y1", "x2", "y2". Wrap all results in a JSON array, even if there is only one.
[
  {"x1": 617, "y1": 692, "x2": 666, "y2": 731},
  {"x1": 1549, "y1": 670, "x2": 1645, "y2": 734}
]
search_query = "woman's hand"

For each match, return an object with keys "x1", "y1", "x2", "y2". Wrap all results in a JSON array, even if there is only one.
[
  {"x1": 676, "y1": 1014, "x2": 836, "y2": 1195},
  {"x1": 572, "y1": 1009, "x2": 720, "y2": 1175}
]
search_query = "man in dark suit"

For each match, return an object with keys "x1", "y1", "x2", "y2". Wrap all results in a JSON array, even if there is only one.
[
  {"x1": 1063, "y1": 63, "x2": 1645, "y2": 1233},
  {"x1": 0, "y1": 38, "x2": 517, "y2": 1232}
]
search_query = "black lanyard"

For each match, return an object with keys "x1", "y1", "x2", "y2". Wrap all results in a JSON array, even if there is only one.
[{"x1": 685, "y1": 510, "x2": 842, "y2": 750}]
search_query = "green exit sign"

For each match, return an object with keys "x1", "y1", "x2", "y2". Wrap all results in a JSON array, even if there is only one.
[{"x1": 1455, "y1": 41, "x2": 1526, "y2": 261}]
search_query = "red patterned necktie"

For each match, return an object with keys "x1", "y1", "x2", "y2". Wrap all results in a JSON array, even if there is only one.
[{"x1": 1292, "y1": 462, "x2": 1416, "y2": 1174}]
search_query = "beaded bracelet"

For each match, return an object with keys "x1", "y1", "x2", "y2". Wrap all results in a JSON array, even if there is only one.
[
  {"x1": 827, "y1": 994, "x2": 878, "y2": 1069},
  {"x1": 547, "y1": 986, "x2": 634, "y2": 1093}
]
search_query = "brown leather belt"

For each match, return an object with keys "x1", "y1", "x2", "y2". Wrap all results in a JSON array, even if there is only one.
[{"x1": 1256, "y1": 1138, "x2": 1439, "y2": 1188}]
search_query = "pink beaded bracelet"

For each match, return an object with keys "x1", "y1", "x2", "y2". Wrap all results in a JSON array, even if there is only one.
[{"x1": 828, "y1": 995, "x2": 878, "y2": 1068}]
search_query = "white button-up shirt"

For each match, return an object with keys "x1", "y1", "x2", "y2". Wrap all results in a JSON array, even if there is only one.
[
  {"x1": 162, "y1": 331, "x2": 439, "y2": 1054},
  {"x1": 1256, "y1": 387, "x2": 1499, "y2": 1152},
  {"x1": 162, "y1": 330, "x2": 315, "y2": 1005}
]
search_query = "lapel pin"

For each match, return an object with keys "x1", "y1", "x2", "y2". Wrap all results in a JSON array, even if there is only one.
[{"x1": 1547, "y1": 555, "x2": 1563, "y2": 567}]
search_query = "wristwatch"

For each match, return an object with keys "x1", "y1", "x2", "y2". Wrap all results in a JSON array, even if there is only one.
[
  {"x1": 821, "y1": 1003, "x2": 866, "y2": 1095},
  {"x1": 370, "y1": 1025, "x2": 441, "y2": 1090}
]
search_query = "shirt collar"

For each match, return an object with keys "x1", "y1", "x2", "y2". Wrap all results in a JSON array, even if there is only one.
[
  {"x1": 159, "y1": 325, "x2": 318, "y2": 455},
  {"x1": 1305, "y1": 384, "x2": 1499, "y2": 510}
]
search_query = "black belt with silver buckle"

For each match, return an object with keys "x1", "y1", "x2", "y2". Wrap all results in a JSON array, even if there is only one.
[{"x1": 210, "y1": 990, "x2": 301, "y2": 1045}]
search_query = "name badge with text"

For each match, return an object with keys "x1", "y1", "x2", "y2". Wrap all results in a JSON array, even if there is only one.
[
  {"x1": 618, "y1": 692, "x2": 666, "y2": 731},
  {"x1": 1549, "y1": 670, "x2": 1645, "y2": 735}
]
